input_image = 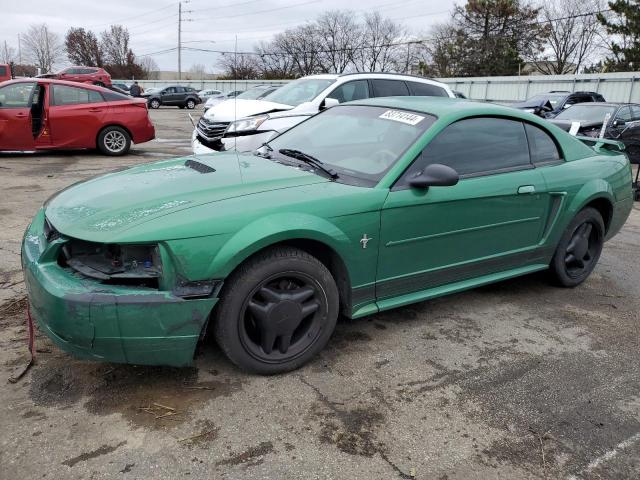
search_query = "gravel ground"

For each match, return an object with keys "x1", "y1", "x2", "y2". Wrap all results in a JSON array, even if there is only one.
[{"x1": 1, "y1": 106, "x2": 640, "y2": 480}]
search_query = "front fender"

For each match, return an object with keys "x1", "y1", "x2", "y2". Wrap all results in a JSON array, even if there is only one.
[{"x1": 207, "y1": 212, "x2": 351, "y2": 278}]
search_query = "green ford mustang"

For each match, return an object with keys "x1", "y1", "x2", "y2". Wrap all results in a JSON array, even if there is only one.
[{"x1": 22, "y1": 97, "x2": 633, "y2": 373}]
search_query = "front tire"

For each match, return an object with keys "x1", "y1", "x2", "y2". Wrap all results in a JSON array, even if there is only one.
[
  {"x1": 186, "y1": 99, "x2": 196, "y2": 109},
  {"x1": 97, "y1": 126, "x2": 131, "y2": 156},
  {"x1": 213, "y1": 247, "x2": 339, "y2": 374},
  {"x1": 549, "y1": 207, "x2": 604, "y2": 287},
  {"x1": 149, "y1": 99, "x2": 161, "y2": 109}
]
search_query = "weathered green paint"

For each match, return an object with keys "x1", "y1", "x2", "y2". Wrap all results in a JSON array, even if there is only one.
[{"x1": 23, "y1": 97, "x2": 633, "y2": 366}]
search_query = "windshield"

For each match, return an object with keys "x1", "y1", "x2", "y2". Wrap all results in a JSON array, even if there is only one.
[
  {"x1": 526, "y1": 93, "x2": 566, "y2": 107},
  {"x1": 266, "y1": 105, "x2": 435, "y2": 185},
  {"x1": 262, "y1": 78, "x2": 335, "y2": 107},
  {"x1": 237, "y1": 87, "x2": 276, "y2": 100},
  {"x1": 555, "y1": 104, "x2": 616, "y2": 123}
]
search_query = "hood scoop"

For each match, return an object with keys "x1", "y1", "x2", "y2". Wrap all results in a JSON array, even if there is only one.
[{"x1": 185, "y1": 158, "x2": 216, "y2": 174}]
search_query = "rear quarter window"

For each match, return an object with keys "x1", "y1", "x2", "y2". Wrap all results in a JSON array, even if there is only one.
[
  {"x1": 0, "y1": 66, "x2": 6, "y2": 76},
  {"x1": 525, "y1": 124, "x2": 561, "y2": 164}
]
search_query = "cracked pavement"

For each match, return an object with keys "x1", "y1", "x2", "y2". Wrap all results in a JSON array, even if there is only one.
[{"x1": 1, "y1": 107, "x2": 640, "y2": 479}]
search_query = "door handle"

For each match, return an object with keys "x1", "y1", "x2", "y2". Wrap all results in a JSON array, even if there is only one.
[
  {"x1": 518, "y1": 185, "x2": 536, "y2": 194},
  {"x1": 15, "y1": 113, "x2": 28, "y2": 118},
  {"x1": 88, "y1": 108, "x2": 102, "y2": 112}
]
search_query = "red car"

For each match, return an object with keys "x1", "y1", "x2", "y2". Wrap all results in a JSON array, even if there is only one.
[
  {"x1": 40, "y1": 66, "x2": 112, "y2": 87},
  {"x1": 0, "y1": 78, "x2": 155, "y2": 155}
]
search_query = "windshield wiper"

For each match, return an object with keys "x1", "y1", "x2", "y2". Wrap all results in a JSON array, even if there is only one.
[{"x1": 278, "y1": 149, "x2": 338, "y2": 179}]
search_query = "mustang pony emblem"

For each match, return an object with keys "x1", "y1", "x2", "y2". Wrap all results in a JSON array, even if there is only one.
[{"x1": 360, "y1": 234, "x2": 371, "y2": 249}]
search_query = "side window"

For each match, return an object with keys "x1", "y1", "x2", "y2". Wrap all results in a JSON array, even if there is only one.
[
  {"x1": 0, "y1": 66, "x2": 7, "y2": 76},
  {"x1": 371, "y1": 79, "x2": 410, "y2": 97},
  {"x1": 631, "y1": 106, "x2": 640, "y2": 121},
  {"x1": 175, "y1": 86, "x2": 186, "y2": 93},
  {"x1": 164, "y1": 87, "x2": 176, "y2": 94},
  {"x1": 525, "y1": 124, "x2": 561, "y2": 165},
  {"x1": 0, "y1": 82, "x2": 36, "y2": 108},
  {"x1": 327, "y1": 80, "x2": 370, "y2": 103},
  {"x1": 406, "y1": 81, "x2": 448, "y2": 97},
  {"x1": 396, "y1": 117, "x2": 531, "y2": 186},
  {"x1": 51, "y1": 85, "x2": 103, "y2": 105},
  {"x1": 616, "y1": 106, "x2": 633, "y2": 122}
]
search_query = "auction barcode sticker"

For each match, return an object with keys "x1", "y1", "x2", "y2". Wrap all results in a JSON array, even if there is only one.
[{"x1": 379, "y1": 110, "x2": 425, "y2": 125}]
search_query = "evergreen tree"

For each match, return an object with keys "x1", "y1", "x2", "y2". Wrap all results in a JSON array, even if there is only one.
[{"x1": 597, "y1": 0, "x2": 640, "y2": 70}]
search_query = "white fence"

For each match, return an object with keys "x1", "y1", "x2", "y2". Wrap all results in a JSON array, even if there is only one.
[{"x1": 116, "y1": 71, "x2": 640, "y2": 103}]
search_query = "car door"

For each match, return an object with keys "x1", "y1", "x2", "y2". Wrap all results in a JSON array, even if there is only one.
[
  {"x1": 0, "y1": 82, "x2": 36, "y2": 150},
  {"x1": 161, "y1": 87, "x2": 178, "y2": 105},
  {"x1": 370, "y1": 79, "x2": 410, "y2": 98},
  {"x1": 47, "y1": 84, "x2": 106, "y2": 148},
  {"x1": 376, "y1": 117, "x2": 550, "y2": 301}
]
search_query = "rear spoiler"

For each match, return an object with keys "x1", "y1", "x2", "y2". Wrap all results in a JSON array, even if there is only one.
[{"x1": 576, "y1": 136, "x2": 626, "y2": 154}]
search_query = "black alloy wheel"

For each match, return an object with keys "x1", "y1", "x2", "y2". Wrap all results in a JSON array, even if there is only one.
[
  {"x1": 550, "y1": 207, "x2": 604, "y2": 287},
  {"x1": 213, "y1": 247, "x2": 339, "y2": 374}
]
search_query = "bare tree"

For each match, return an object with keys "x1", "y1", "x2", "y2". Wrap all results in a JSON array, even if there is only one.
[
  {"x1": 140, "y1": 56, "x2": 159, "y2": 79},
  {"x1": 352, "y1": 12, "x2": 404, "y2": 72},
  {"x1": 21, "y1": 24, "x2": 64, "y2": 72},
  {"x1": 254, "y1": 42, "x2": 297, "y2": 79},
  {"x1": 217, "y1": 53, "x2": 259, "y2": 79},
  {"x1": 415, "y1": 22, "x2": 467, "y2": 77},
  {"x1": 186, "y1": 63, "x2": 207, "y2": 80},
  {"x1": 1, "y1": 41, "x2": 16, "y2": 64},
  {"x1": 272, "y1": 24, "x2": 323, "y2": 76},
  {"x1": 315, "y1": 10, "x2": 362, "y2": 73},
  {"x1": 101, "y1": 25, "x2": 131, "y2": 67},
  {"x1": 533, "y1": 0, "x2": 605, "y2": 74},
  {"x1": 65, "y1": 27, "x2": 102, "y2": 66}
]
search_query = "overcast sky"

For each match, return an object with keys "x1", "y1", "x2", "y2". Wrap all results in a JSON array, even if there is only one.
[{"x1": 1, "y1": 0, "x2": 458, "y2": 72}]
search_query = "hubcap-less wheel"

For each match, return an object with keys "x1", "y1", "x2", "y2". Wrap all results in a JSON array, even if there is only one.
[
  {"x1": 239, "y1": 273, "x2": 325, "y2": 363},
  {"x1": 103, "y1": 130, "x2": 127, "y2": 153}
]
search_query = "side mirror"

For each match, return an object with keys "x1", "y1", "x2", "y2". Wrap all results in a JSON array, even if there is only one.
[
  {"x1": 613, "y1": 119, "x2": 626, "y2": 127},
  {"x1": 321, "y1": 97, "x2": 340, "y2": 110},
  {"x1": 408, "y1": 164, "x2": 459, "y2": 189}
]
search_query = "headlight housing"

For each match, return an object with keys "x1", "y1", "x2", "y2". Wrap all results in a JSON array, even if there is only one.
[
  {"x1": 523, "y1": 108, "x2": 536, "y2": 114},
  {"x1": 226, "y1": 115, "x2": 269, "y2": 135}
]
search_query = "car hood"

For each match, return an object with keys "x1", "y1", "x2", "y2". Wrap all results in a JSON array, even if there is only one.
[
  {"x1": 511, "y1": 99, "x2": 553, "y2": 110},
  {"x1": 45, "y1": 152, "x2": 328, "y2": 242},
  {"x1": 203, "y1": 98, "x2": 293, "y2": 121}
]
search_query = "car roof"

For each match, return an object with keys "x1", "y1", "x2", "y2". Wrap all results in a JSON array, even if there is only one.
[
  {"x1": 345, "y1": 96, "x2": 524, "y2": 117},
  {"x1": 1, "y1": 77, "x2": 106, "y2": 91},
  {"x1": 567, "y1": 102, "x2": 638, "y2": 108}
]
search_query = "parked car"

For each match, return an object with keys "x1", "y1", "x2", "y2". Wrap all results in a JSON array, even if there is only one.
[
  {"x1": 193, "y1": 73, "x2": 455, "y2": 154},
  {"x1": 512, "y1": 91, "x2": 606, "y2": 118},
  {"x1": 548, "y1": 102, "x2": 640, "y2": 163},
  {"x1": 112, "y1": 82, "x2": 131, "y2": 92},
  {"x1": 38, "y1": 66, "x2": 113, "y2": 87},
  {"x1": 198, "y1": 89, "x2": 222, "y2": 101},
  {"x1": 453, "y1": 90, "x2": 467, "y2": 99},
  {"x1": 22, "y1": 98, "x2": 633, "y2": 373},
  {"x1": 143, "y1": 85, "x2": 201, "y2": 109},
  {"x1": 0, "y1": 64, "x2": 11, "y2": 82},
  {"x1": 203, "y1": 85, "x2": 281, "y2": 113},
  {"x1": 226, "y1": 90, "x2": 244, "y2": 98},
  {"x1": 0, "y1": 78, "x2": 154, "y2": 155}
]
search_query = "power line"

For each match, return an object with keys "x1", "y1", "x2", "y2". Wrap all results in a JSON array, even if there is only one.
[
  {"x1": 85, "y1": 3, "x2": 177, "y2": 29},
  {"x1": 190, "y1": 0, "x2": 321, "y2": 22}
]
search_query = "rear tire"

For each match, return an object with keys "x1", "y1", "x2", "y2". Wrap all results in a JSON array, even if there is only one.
[
  {"x1": 97, "y1": 126, "x2": 131, "y2": 156},
  {"x1": 549, "y1": 207, "x2": 604, "y2": 287},
  {"x1": 213, "y1": 247, "x2": 339, "y2": 374}
]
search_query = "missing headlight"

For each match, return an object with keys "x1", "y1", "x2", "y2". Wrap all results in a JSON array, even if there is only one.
[{"x1": 60, "y1": 240, "x2": 162, "y2": 287}]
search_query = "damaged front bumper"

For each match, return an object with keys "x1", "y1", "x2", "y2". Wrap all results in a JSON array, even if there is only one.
[{"x1": 21, "y1": 209, "x2": 218, "y2": 367}]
